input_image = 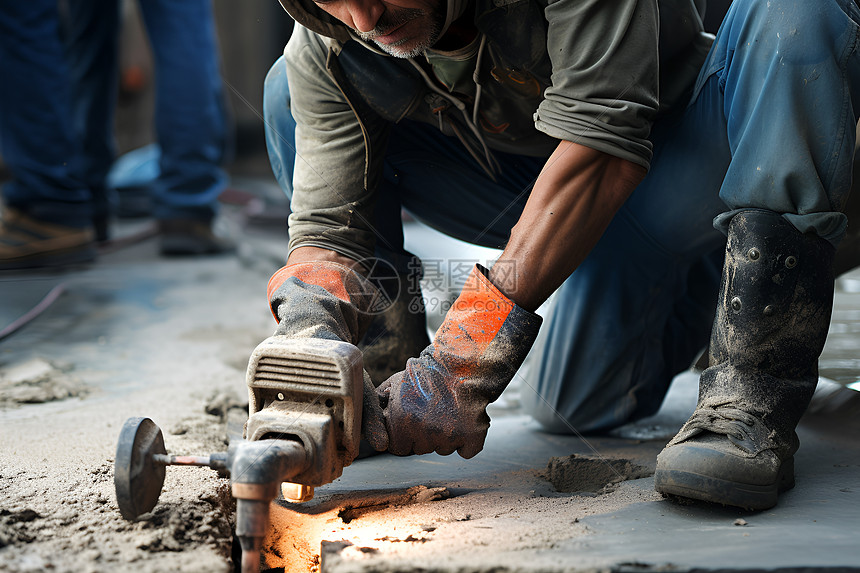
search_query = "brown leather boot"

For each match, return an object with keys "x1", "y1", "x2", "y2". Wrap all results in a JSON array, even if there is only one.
[{"x1": 0, "y1": 207, "x2": 96, "y2": 271}]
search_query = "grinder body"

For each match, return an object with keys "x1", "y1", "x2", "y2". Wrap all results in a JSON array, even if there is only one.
[
  {"x1": 233, "y1": 336, "x2": 366, "y2": 571},
  {"x1": 244, "y1": 336, "x2": 364, "y2": 490}
]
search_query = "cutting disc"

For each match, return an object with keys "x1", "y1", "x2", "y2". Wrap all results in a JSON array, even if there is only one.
[{"x1": 114, "y1": 417, "x2": 167, "y2": 521}]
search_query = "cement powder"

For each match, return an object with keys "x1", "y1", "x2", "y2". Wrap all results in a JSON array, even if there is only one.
[
  {"x1": 542, "y1": 454, "x2": 653, "y2": 494},
  {"x1": 0, "y1": 408, "x2": 237, "y2": 573},
  {"x1": 263, "y1": 468, "x2": 661, "y2": 573},
  {"x1": 0, "y1": 358, "x2": 88, "y2": 407}
]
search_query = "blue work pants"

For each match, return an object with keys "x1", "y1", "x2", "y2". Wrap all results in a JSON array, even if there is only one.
[
  {"x1": 0, "y1": 0, "x2": 92, "y2": 227},
  {"x1": 63, "y1": 0, "x2": 229, "y2": 222},
  {"x1": 263, "y1": 0, "x2": 860, "y2": 433}
]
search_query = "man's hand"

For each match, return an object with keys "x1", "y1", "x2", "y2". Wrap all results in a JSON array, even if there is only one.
[
  {"x1": 267, "y1": 249, "x2": 390, "y2": 451},
  {"x1": 375, "y1": 142, "x2": 643, "y2": 458},
  {"x1": 377, "y1": 265, "x2": 542, "y2": 458}
]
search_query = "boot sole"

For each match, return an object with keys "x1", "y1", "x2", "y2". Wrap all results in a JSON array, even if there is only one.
[
  {"x1": 654, "y1": 456, "x2": 795, "y2": 511},
  {"x1": 0, "y1": 245, "x2": 98, "y2": 271}
]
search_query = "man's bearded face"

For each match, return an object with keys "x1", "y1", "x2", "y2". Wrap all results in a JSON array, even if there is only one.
[
  {"x1": 314, "y1": 0, "x2": 446, "y2": 58},
  {"x1": 357, "y1": 1, "x2": 445, "y2": 57}
]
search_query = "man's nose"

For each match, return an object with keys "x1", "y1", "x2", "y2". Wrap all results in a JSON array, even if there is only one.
[{"x1": 345, "y1": 0, "x2": 384, "y2": 33}]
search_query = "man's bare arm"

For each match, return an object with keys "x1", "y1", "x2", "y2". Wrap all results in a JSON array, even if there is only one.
[{"x1": 489, "y1": 140, "x2": 647, "y2": 312}]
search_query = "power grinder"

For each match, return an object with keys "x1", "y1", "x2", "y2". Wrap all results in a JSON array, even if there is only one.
[{"x1": 114, "y1": 336, "x2": 365, "y2": 572}]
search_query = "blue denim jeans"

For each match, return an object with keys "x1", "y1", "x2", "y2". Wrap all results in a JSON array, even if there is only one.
[
  {"x1": 0, "y1": 0, "x2": 228, "y2": 228},
  {"x1": 0, "y1": 0, "x2": 92, "y2": 227},
  {"x1": 65, "y1": 0, "x2": 229, "y2": 223},
  {"x1": 264, "y1": 0, "x2": 860, "y2": 433}
]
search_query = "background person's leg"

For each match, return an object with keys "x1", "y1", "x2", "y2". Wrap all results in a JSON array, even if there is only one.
[
  {"x1": 139, "y1": 0, "x2": 229, "y2": 228},
  {"x1": 0, "y1": 0, "x2": 96, "y2": 268},
  {"x1": 62, "y1": 0, "x2": 121, "y2": 241},
  {"x1": 0, "y1": 0, "x2": 91, "y2": 227}
]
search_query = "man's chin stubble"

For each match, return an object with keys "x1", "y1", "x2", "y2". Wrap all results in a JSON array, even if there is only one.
[
  {"x1": 357, "y1": 13, "x2": 442, "y2": 58},
  {"x1": 374, "y1": 38, "x2": 431, "y2": 58}
]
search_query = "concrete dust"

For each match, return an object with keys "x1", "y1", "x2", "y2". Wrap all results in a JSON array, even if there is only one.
[
  {"x1": 132, "y1": 483, "x2": 235, "y2": 553},
  {"x1": 0, "y1": 358, "x2": 88, "y2": 407},
  {"x1": 0, "y1": 459, "x2": 233, "y2": 573},
  {"x1": 542, "y1": 454, "x2": 653, "y2": 494},
  {"x1": 0, "y1": 394, "x2": 241, "y2": 573},
  {"x1": 169, "y1": 390, "x2": 248, "y2": 453},
  {"x1": 0, "y1": 249, "x2": 281, "y2": 572},
  {"x1": 263, "y1": 464, "x2": 662, "y2": 573}
]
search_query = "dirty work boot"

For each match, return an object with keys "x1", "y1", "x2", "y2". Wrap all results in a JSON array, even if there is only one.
[
  {"x1": 158, "y1": 219, "x2": 234, "y2": 256},
  {"x1": 655, "y1": 210, "x2": 835, "y2": 510},
  {"x1": 0, "y1": 207, "x2": 96, "y2": 271}
]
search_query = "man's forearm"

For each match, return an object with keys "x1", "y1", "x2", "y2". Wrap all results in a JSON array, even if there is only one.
[{"x1": 489, "y1": 140, "x2": 646, "y2": 312}]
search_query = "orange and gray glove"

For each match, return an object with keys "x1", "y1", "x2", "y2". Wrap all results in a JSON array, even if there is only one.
[
  {"x1": 377, "y1": 264, "x2": 542, "y2": 458},
  {"x1": 267, "y1": 261, "x2": 390, "y2": 451}
]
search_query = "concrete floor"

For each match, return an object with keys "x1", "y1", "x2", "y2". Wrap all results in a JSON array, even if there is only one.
[{"x1": 1, "y1": 194, "x2": 859, "y2": 572}]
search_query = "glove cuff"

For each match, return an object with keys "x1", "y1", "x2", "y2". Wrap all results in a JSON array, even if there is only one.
[
  {"x1": 437, "y1": 264, "x2": 541, "y2": 356},
  {"x1": 267, "y1": 261, "x2": 377, "y2": 320}
]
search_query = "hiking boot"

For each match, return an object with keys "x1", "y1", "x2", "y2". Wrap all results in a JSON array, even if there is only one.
[
  {"x1": 655, "y1": 210, "x2": 835, "y2": 510},
  {"x1": 157, "y1": 219, "x2": 234, "y2": 256},
  {"x1": 0, "y1": 207, "x2": 96, "y2": 271}
]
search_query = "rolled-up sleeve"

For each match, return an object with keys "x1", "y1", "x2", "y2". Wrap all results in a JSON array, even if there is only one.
[{"x1": 534, "y1": 0, "x2": 660, "y2": 169}]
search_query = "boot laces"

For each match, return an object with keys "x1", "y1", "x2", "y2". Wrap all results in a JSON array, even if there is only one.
[
  {"x1": 688, "y1": 405, "x2": 755, "y2": 440},
  {"x1": 681, "y1": 401, "x2": 774, "y2": 455}
]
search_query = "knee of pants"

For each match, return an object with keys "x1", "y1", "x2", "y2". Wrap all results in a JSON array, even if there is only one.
[
  {"x1": 713, "y1": 0, "x2": 860, "y2": 244},
  {"x1": 263, "y1": 55, "x2": 297, "y2": 198},
  {"x1": 526, "y1": 406, "x2": 578, "y2": 435},
  {"x1": 521, "y1": 389, "x2": 641, "y2": 436}
]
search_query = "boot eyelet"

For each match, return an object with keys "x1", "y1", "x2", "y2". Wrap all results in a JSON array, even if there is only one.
[
  {"x1": 763, "y1": 305, "x2": 775, "y2": 316},
  {"x1": 785, "y1": 256, "x2": 797, "y2": 269},
  {"x1": 731, "y1": 297, "x2": 742, "y2": 312},
  {"x1": 747, "y1": 248, "x2": 760, "y2": 261}
]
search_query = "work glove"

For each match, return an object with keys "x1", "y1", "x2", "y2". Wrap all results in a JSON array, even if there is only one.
[
  {"x1": 267, "y1": 261, "x2": 390, "y2": 451},
  {"x1": 378, "y1": 264, "x2": 542, "y2": 458}
]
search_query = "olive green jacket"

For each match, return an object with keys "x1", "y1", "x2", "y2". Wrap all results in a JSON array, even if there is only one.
[{"x1": 277, "y1": 0, "x2": 713, "y2": 262}]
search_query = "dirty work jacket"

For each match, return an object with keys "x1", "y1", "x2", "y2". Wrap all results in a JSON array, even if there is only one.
[{"x1": 277, "y1": 0, "x2": 714, "y2": 264}]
